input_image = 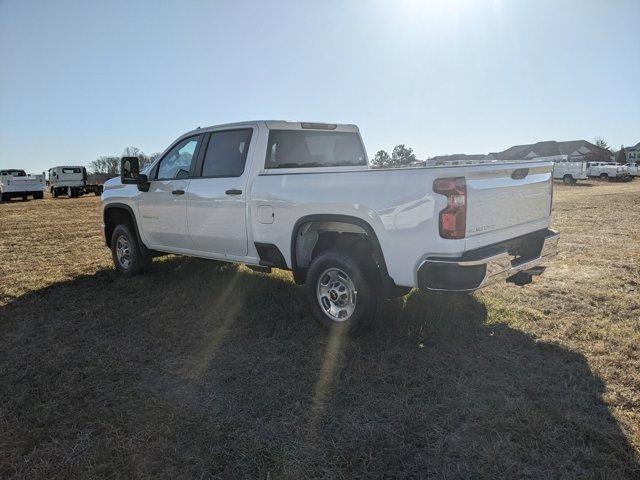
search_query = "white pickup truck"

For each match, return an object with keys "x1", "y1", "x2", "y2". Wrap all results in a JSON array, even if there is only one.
[
  {"x1": 0, "y1": 169, "x2": 45, "y2": 201},
  {"x1": 102, "y1": 121, "x2": 559, "y2": 332}
]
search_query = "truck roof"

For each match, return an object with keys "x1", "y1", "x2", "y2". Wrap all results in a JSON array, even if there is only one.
[{"x1": 183, "y1": 120, "x2": 359, "y2": 137}]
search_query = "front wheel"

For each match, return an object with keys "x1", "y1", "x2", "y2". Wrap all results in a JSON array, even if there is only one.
[
  {"x1": 563, "y1": 175, "x2": 573, "y2": 185},
  {"x1": 600, "y1": 173, "x2": 609, "y2": 182},
  {"x1": 306, "y1": 250, "x2": 379, "y2": 334},
  {"x1": 110, "y1": 224, "x2": 151, "y2": 275}
]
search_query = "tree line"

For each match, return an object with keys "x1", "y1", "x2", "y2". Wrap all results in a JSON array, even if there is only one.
[{"x1": 88, "y1": 147, "x2": 161, "y2": 176}]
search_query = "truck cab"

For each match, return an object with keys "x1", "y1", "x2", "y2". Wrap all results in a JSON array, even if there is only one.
[{"x1": 48, "y1": 166, "x2": 87, "y2": 198}]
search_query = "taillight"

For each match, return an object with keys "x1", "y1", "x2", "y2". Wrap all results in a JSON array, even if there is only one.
[{"x1": 434, "y1": 177, "x2": 466, "y2": 239}]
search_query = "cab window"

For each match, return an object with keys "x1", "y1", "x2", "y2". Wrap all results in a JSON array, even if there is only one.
[
  {"x1": 200, "y1": 129, "x2": 253, "y2": 177},
  {"x1": 156, "y1": 136, "x2": 200, "y2": 180}
]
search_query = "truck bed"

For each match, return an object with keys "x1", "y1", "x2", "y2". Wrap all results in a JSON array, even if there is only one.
[{"x1": 250, "y1": 160, "x2": 553, "y2": 287}]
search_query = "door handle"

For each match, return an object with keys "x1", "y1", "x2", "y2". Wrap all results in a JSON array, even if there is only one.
[
  {"x1": 225, "y1": 189, "x2": 242, "y2": 195},
  {"x1": 171, "y1": 189, "x2": 185, "y2": 195}
]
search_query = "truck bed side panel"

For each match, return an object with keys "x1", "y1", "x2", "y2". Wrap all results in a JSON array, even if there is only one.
[{"x1": 250, "y1": 162, "x2": 553, "y2": 287}]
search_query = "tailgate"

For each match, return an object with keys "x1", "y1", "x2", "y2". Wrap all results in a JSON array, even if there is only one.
[
  {"x1": 465, "y1": 162, "x2": 552, "y2": 238},
  {"x1": 12, "y1": 178, "x2": 42, "y2": 188}
]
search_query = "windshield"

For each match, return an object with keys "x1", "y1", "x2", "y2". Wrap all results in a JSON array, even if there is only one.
[{"x1": 265, "y1": 130, "x2": 366, "y2": 169}]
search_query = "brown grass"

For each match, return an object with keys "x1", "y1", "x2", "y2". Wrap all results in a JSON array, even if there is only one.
[{"x1": 0, "y1": 182, "x2": 639, "y2": 479}]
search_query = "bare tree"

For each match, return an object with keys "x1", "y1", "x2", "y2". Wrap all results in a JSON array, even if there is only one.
[
  {"x1": 88, "y1": 155, "x2": 120, "y2": 176},
  {"x1": 122, "y1": 146, "x2": 151, "y2": 169},
  {"x1": 594, "y1": 137, "x2": 609, "y2": 150},
  {"x1": 89, "y1": 146, "x2": 157, "y2": 179}
]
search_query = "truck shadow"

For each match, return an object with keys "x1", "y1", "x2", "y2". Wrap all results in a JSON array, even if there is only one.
[{"x1": 0, "y1": 257, "x2": 637, "y2": 479}]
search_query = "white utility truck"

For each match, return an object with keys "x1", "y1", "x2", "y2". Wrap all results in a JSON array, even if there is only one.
[
  {"x1": 586, "y1": 162, "x2": 631, "y2": 181},
  {"x1": 48, "y1": 166, "x2": 103, "y2": 197},
  {"x1": 102, "y1": 121, "x2": 559, "y2": 332},
  {"x1": 536, "y1": 155, "x2": 588, "y2": 185},
  {"x1": 0, "y1": 169, "x2": 45, "y2": 201}
]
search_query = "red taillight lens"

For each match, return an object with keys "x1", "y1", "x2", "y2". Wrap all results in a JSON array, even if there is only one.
[{"x1": 434, "y1": 177, "x2": 466, "y2": 239}]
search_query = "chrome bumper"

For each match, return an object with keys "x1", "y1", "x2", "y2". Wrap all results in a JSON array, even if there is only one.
[{"x1": 418, "y1": 229, "x2": 560, "y2": 292}]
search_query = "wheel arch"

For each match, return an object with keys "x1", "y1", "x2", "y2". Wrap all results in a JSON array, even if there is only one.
[
  {"x1": 290, "y1": 214, "x2": 392, "y2": 287},
  {"x1": 103, "y1": 203, "x2": 145, "y2": 250}
]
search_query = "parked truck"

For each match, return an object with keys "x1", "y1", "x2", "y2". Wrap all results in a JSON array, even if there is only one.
[
  {"x1": 0, "y1": 169, "x2": 45, "y2": 201},
  {"x1": 586, "y1": 162, "x2": 631, "y2": 181},
  {"x1": 48, "y1": 166, "x2": 103, "y2": 197},
  {"x1": 536, "y1": 155, "x2": 588, "y2": 185},
  {"x1": 102, "y1": 121, "x2": 559, "y2": 333}
]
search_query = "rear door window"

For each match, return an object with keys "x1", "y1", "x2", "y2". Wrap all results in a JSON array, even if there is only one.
[
  {"x1": 265, "y1": 130, "x2": 366, "y2": 169},
  {"x1": 200, "y1": 129, "x2": 253, "y2": 178}
]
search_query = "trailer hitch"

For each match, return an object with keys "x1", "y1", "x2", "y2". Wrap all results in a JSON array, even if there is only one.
[{"x1": 506, "y1": 266, "x2": 546, "y2": 286}]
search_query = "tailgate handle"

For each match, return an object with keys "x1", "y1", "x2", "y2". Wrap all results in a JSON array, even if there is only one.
[{"x1": 511, "y1": 168, "x2": 529, "y2": 180}]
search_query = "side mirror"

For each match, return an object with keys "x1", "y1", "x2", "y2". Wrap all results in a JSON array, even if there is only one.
[
  {"x1": 121, "y1": 157, "x2": 141, "y2": 183},
  {"x1": 121, "y1": 156, "x2": 149, "y2": 191}
]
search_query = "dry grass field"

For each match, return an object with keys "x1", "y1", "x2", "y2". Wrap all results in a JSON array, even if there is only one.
[{"x1": 1, "y1": 181, "x2": 639, "y2": 479}]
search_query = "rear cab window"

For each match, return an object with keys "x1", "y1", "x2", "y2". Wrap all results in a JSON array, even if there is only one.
[
  {"x1": 265, "y1": 130, "x2": 367, "y2": 169},
  {"x1": 1, "y1": 169, "x2": 26, "y2": 176}
]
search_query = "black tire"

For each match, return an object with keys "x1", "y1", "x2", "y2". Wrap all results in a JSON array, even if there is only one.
[
  {"x1": 600, "y1": 173, "x2": 609, "y2": 182},
  {"x1": 305, "y1": 250, "x2": 379, "y2": 334},
  {"x1": 0, "y1": 192, "x2": 8, "y2": 202},
  {"x1": 34, "y1": 191, "x2": 44, "y2": 199},
  {"x1": 563, "y1": 175, "x2": 573, "y2": 185},
  {"x1": 110, "y1": 223, "x2": 151, "y2": 275}
]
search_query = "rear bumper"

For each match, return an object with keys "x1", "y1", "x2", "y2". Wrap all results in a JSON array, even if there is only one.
[{"x1": 417, "y1": 229, "x2": 559, "y2": 292}]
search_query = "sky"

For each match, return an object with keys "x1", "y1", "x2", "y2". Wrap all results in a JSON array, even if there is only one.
[{"x1": 1, "y1": 0, "x2": 639, "y2": 172}]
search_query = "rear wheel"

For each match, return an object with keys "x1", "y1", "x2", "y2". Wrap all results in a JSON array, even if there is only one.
[
  {"x1": 563, "y1": 174, "x2": 573, "y2": 185},
  {"x1": 110, "y1": 224, "x2": 151, "y2": 275},
  {"x1": 306, "y1": 250, "x2": 379, "y2": 334},
  {"x1": 600, "y1": 173, "x2": 609, "y2": 181}
]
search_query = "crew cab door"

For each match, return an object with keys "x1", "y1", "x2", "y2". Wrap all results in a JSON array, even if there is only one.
[
  {"x1": 186, "y1": 128, "x2": 254, "y2": 256},
  {"x1": 138, "y1": 134, "x2": 202, "y2": 250}
]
